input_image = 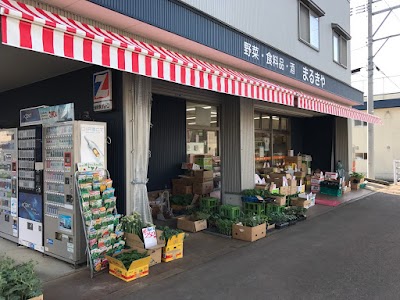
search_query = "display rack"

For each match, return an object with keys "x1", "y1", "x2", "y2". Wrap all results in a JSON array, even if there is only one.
[{"x1": 75, "y1": 169, "x2": 123, "y2": 278}]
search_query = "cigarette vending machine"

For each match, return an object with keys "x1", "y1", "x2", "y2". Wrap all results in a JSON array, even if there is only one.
[
  {"x1": 43, "y1": 121, "x2": 106, "y2": 265},
  {"x1": 0, "y1": 128, "x2": 18, "y2": 243},
  {"x1": 18, "y1": 126, "x2": 44, "y2": 252}
]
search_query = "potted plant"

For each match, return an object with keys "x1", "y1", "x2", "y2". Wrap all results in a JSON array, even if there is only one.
[
  {"x1": 0, "y1": 257, "x2": 43, "y2": 300},
  {"x1": 349, "y1": 172, "x2": 365, "y2": 190}
]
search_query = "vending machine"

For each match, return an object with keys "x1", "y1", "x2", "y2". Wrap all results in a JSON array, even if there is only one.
[
  {"x1": 43, "y1": 121, "x2": 106, "y2": 265},
  {"x1": 0, "y1": 128, "x2": 18, "y2": 243},
  {"x1": 18, "y1": 126, "x2": 44, "y2": 252}
]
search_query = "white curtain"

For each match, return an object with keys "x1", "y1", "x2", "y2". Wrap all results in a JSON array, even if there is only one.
[{"x1": 130, "y1": 75, "x2": 153, "y2": 224}]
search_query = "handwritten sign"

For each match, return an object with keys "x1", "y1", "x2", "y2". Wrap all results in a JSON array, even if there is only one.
[{"x1": 142, "y1": 226, "x2": 157, "y2": 249}]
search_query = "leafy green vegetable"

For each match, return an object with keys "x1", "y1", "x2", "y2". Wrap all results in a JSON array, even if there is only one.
[
  {"x1": 158, "y1": 226, "x2": 185, "y2": 241},
  {"x1": 349, "y1": 172, "x2": 364, "y2": 179},
  {"x1": 170, "y1": 195, "x2": 193, "y2": 206},
  {"x1": 0, "y1": 257, "x2": 42, "y2": 299},
  {"x1": 239, "y1": 214, "x2": 269, "y2": 227},
  {"x1": 215, "y1": 219, "x2": 235, "y2": 236},
  {"x1": 116, "y1": 250, "x2": 149, "y2": 269}
]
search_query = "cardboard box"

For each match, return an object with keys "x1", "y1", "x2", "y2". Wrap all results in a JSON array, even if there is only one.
[
  {"x1": 310, "y1": 185, "x2": 320, "y2": 193},
  {"x1": 106, "y1": 249, "x2": 151, "y2": 282},
  {"x1": 351, "y1": 182, "x2": 361, "y2": 190},
  {"x1": 288, "y1": 179, "x2": 297, "y2": 186},
  {"x1": 194, "y1": 155, "x2": 213, "y2": 170},
  {"x1": 177, "y1": 216, "x2": 207, "y2": 232},
  {"x1": 291, "y1": 198, "x2": 311, "y2": 208},
  {"x1": 172, "y1": 184, "x2": 192, "y2": 195},
  {"x1": 311, "y1": 178, "x2": 322, "y2": 185},
  {"x1": 125, "y1": 230, "x2": 165, "y2": 267},
  {"x1": 271, "y1": 195, "x2": 286, "y2": 206},
  {"x1": 29, "y1": 296, "x2": 43, "y2": 300},
  {"x1": 232, "y1": 223, "x2": 266, "y2": 242},
  {"x1": 266, "y1": 178, "x2": 284, "y2": 188},
  {"x1": 162, "y1": 243, "x2": 183, "y2": 262},
  {"x1": 267, "y1": 223, "x2": 275, "y2": 230},
  {"x1": 285, "y1": 156, "x2": 303, "y2": 166},
  {"x1": 290, "y1": 185, "x2": 298, "y2": 195},
  {"x1": 294, "y1": 171, "x2": 306, "y2": 178},
  {"x1": 325, "y1": 172, "x2": 338, "y2": 180},
  {"x1": 255, "y1": 184, "x2": 268, "y2": 190},
  {"x1": 193, "y1": 170, "x2": 213, "y2": 179},
  {"x1": 279, "y1": 186, "x2": 290, "y2": 196},
  {"x1": 193, "y1": 181, "x2": 213, "y2": 195}
]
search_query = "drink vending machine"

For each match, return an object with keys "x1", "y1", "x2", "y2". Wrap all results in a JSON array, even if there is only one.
[
  {"x1": 0, "y1": 128, "x2": 18, "y2": 243},
  {"x1": 43, "y1": 121, "x2": 107, "y2": 265},
  {"x1": 18, "y1": 126, "x2": 44, "y2": 252}
]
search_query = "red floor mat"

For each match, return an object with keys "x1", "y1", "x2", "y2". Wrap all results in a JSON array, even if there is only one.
[{"x1": 315, "y1": 199, "x2": 342, "y2": 207}]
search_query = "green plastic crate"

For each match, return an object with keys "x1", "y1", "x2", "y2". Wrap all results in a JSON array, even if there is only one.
[
  {"x1": 320, "y1": 187, "x2": 342, "y2": 197},
  {"x1": 200, "y1": 197, "x2": 219, "y2": 212},
  {"x1": 266, "y1": 203, "x2": 286, "y2": 214},
  {"x1": 243, "y1": 202, "x2": 265, "y2": 216},
  {"x1": 219, "y1": 205, "x2": 241, "y2": 220}
]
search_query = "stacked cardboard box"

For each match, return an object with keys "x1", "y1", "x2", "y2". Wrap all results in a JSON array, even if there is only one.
[
  {"x1": 172, "y1": 170, "x2": 214, "y2": 196},
  {"x1": 310, "y1": 172, "x2": 324, "y2": 193},
  {"x1": 194, "y1": 155, "x2": 213, "y2": 170}
]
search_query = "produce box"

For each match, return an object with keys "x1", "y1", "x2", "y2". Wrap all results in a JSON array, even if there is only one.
[
  {"x1": 193, "y1": 170, "x2": 213, "y2": 180},
  {"x1": 172, "y1": 184, "x2": 192, "y2": 196},
  {"x1": 193, "y1": 181, "x2": 213, "y2": 194},
  {"x1": 106, "y1": 249, "x2": 151, "y2": 282},
  {"x1": 310, "y1": 185, "x2": 320, "y2": 193},
  {"x1": 279, "y1": 186, "x2": 290, "y2": 195},
  {"x1": 232, "y1": 223, "x2": 266, "y2": 242},
  {"x1": 294, "y1": 171, "x2": 306, "y2": 178},
  {"x1": 162, "y1": 243, "x2": 183, "y2": 262},
  {"x1": 290, "y1": 185, "x2": 298, "y2": 195},
  {"x1": 125, "y1": 230, "x2": 165, "y2": 267},
  {"x1": 351, "y1": 182, "x2": 361, "y2": 190},
  {"x1": 297, "y1": 185, "x2": 305, "y2": 193},
  {"x1": 194, "y1": 155, "x2": 213, "y2": 170},
  {"x1": 284, "y1": 156, "x2": 303, "y2": 166},
  {"x1": 291, "y1": 198, "x2": 311, "y2": 208},
  {"x1": 270, "y1": 195, "x2": 286, "y2": 206},
  {"x1": 177, "y1": 216, "x2": 207, "y2": 233}
]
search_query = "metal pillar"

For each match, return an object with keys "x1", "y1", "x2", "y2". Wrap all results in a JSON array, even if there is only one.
[{"x1": 367, "y1": 0, "x2": 375, "y2": 179}]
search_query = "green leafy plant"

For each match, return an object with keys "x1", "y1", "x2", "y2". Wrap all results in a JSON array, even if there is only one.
[
  {"x1": 267, "y1": 212, "x2": 288, "y2": 224},
  {"x1": 190, "y1": 211, "x2": 211, "y2": 221},
  {"x1": 170, "y1": 195, "x2": 193, "y2": 206},
  {"x1": 0, "y1": 257, "x2": 42, "y2": 300},
  {"x1": 158, "y1": 226, "x2": 185, "y2": 241},
  {"x1": 116, "y1": 250, "x2": 149, "y2": 269},
  {"x1": 215, "y1": 218, "x2": 235, "y2": 236},
  {"x1": 239, "y1": 214, "x2": 268, "y2": 227},
  {"x1": 349, "y1": 172, "x2": 364, "y2": 180},
  {"x1": 121, "y1": 212, "x2": 144, "y2": 240}
]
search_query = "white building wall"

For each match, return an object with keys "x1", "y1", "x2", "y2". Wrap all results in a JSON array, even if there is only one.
[{"x1": 181, "y1": 0, "x2": 351, "y2": 83}]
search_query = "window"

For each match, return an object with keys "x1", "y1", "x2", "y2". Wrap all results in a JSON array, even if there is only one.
[
  {"x1": 355, "y1": 153, "x2": 368, "y2": 160},
  {"x1": 186, "y1": 102, "x2": 219, "y2": 156},
  {"x1": 332, "y1": 23, "x2": 351, "y2": 68},
  {"x1": 354, "y1": 120, "x2": 367, "y2": 127},
  {"x1": 299, "y1": 1, "x2": 324, "y2": 50}
]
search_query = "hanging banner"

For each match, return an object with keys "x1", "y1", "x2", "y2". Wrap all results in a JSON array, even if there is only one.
[
  {"x1": 20, "y1": 106, "x2": 48, "y2": 127},
  {"x1": 38, "y1": 103, "x2": 75, "y2": 125},
  {"x1": 93, "y1": 70, "x2": 112, "y2": 112},
  {"x1": 80, "y1": 124, "x2": 106, "y2": 168}
]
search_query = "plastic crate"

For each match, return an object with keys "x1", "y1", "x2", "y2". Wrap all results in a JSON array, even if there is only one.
[
  {"x1": 219, "y1": 205, "x2": 241, "y2": 220},
  {"x1": 243, "y1": 202, "x2": 265, "y2": 216},
  {"x1": 320, "y1": 187, "x2": 342, "y2": 197},
  {"x1": 200, "y1": 197, "x2": 219, "y2": 212},
  {"x1": 266, "y1": 203, "x2": 286, "y2": 214}
]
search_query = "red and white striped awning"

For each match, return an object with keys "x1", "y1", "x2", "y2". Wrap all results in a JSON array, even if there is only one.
[
  {"x1": 298, "y1": 94, "x2": 382, "y2": 124},
  {"x1": 0, "y1": 0, "x2": 295, "y2": 106},
  {"x1": 0, "y1": 0, "x2": 381, "y2": 124}
]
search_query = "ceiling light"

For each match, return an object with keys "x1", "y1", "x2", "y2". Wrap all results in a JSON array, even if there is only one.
[
  {"x1": 188, "y1": 122, "x2": 196, "y2": 125},
  {"x1": 186, "y1": 117, "x2": 196, "y2": 120},
  {"x1": 210, "y1": 121, "x2": 217, "y2": 123},
  {"x1": 186, "y1": 108, "x2": 195, "y2": 111},
  {"x1": 211, "y1": 111, "x2": 217, "y2": 115},
  {"x1": 272, "y1": 116, "x2": 279, "y2": 120},
  {"x1": 202, "y1": 106, "x2": 212, "y2": 109},
  {"x1": 262, "y1": 116, "x2": 270, "y2": 119}
]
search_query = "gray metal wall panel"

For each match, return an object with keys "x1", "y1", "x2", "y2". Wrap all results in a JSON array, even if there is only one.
[
  {"x1": 221, "y1": 96, "x2": 241, "y2": 194},
  {"x1": 240, "y1": 98, "x2": 255, "y2": 189},
  {"x1": 147, "y1": 94, "x2": 187, "y2": 191},
  {"x1": 335, "y1": 117, "x2": 349, "y2": 173},
  {"x1": 181, "y1": 0, "x2": 351, "y2": 84}
]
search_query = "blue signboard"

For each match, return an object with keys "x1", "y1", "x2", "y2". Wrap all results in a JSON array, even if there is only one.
[{"x1": 18, "y1": 192, "x2": 43, "y2": 223}]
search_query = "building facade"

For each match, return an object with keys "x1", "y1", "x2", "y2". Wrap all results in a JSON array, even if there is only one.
[{"x1": 0, "y1": 0, "x2": 379, "y2": 214}]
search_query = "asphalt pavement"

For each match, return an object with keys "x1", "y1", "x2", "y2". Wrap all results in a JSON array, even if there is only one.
[{"x1": 116, "y1": 192, "x2": 400, "y2": 300}]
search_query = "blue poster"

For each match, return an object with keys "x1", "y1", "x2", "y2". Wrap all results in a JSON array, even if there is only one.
[{"x1": 18, "y1": 192, "x2": 43, "y2": 223}]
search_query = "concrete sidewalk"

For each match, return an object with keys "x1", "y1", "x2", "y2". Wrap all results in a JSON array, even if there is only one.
[{"x1": 0, "y1": 188, "x2": 376, "y2": 299}]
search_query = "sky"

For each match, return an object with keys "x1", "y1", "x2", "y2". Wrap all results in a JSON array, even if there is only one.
[{"x1": 350, "y1": 0, "x2": 400, "y2": 96}]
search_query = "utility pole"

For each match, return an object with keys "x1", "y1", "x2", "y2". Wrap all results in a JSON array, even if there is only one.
[{"x1": 367, "y1": 0, "x2": 375, "y2": 179}]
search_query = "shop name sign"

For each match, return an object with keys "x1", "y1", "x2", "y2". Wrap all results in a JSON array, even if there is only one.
[
  {"x1": 93, "y1": 70, "x2": 112, "y2": 112},
  {"x1": 243, "y1": 41, "x2": 327, "y2": 89}
]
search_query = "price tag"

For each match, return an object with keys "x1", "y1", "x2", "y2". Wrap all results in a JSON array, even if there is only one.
[{"x1": 142, "y1": 226, "x2": 157, "y2": 249}]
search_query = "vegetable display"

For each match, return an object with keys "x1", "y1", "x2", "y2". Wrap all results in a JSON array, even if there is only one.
[
  {"x1": 239, "y1": 214, "x2": 269, "y2": 227},
  {"x1": 121, "y1": 212, "x2": 144, "y2": 241},
  {"x1": 158, "y1": 226, "x2": 185, "y2": 241},
  {"x1": 116, "y1": 250, "x2": 149, "y2": 269}
]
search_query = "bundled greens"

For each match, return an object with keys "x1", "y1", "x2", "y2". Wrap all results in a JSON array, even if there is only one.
[
  {"x1": 116, "y1": 250, "x2": 149, "y2": 269},
  {"x1": 0, "y1": 257, "x2": 42, "y2": 300},
  {"x1": 158, "y1": 226, "x2": 185, "y2": 241},
  {"x1": 239, "y1": 214, "x2": 269, "y2": 227}
]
